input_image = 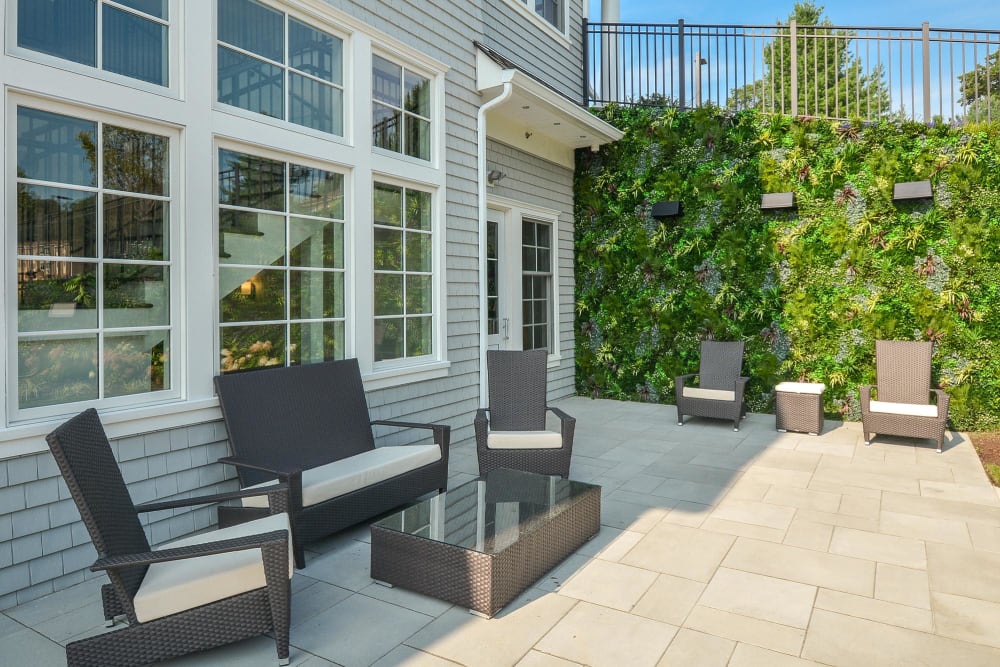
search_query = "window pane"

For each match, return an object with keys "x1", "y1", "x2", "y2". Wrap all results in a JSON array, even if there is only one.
[
  {"x1": 372, "y1": 55, "x2": 401, "y2": 106},
  {"x1": 104, "y1": 332, "x2": 169, "y2": 397},
  {"x1": 18, "y1": 335, "x2": 99, "y2": 408},
  {"x1": 217, "y1": 47, "x2": 284, "y2": 120},
  {"x1": 374, "y1": 228, "x2": 402, "y2": 271},
  {"x1": 18, "y1": 186, "x2": 98, "y2": 258},
  {"x1": 104, "y1": 196, "x2": 168, "y2": 260},
  {"x1": 404, "y1": 117, "x2": 431, "y2": 160},
  {"x1": 290, "y1": 321, "x2": 343, "y2": 365},
  {"x1": 218, "y1": 150, "x2": 286, "y2": 210},
  {"x1": 104, "y1": 264, "x2": 169, "y2": 328},
  {"x1": 522, "y1": 245, "x2": 536, "y2": 272},
  {"x1": 374, "y1": 274, "x2": 403, "y2": 316},
  {"x1": 103, "y1": 5, "x2": 167, "y2": 85},
  {"x1": 290, "y1": 270, "x2": 342, "y2": 319},
  {"x1": 17, "y1": 261, "x2": 98, "y2": 332},
  {"x1": 374, "y1": 184, "x2": 403, "y2": 226},
  {"x1": 17, "y1": 107, "x2": 97, "y2": 186},
  {"x1": 220, "y1": 324, "x2": 286, "y2": 373},
  {"x1": 17, "y1": 0, "x2": 96, "y2": 68},
  {"x1": 103, "y1": 125, "x2": 169, "y2": 196},
  {"x1": 218, "y1": 210, "x2": 286, "y2": 266},
  {"x1": 374, "y1": 318, "x2": 403, "y2": 361},
  {"x1": 405, "y1": 231, "x2": 431, "y2": 272},
  {"x1": 404, "y1": 72, "x2": 430, "y2": 117},
  {"x1": 373, "y1": 104, "x2": 401, "y2": 153},
  {"x1": 289, "y1": 73, "x2": 335, "y2": 134},
  {"x1": 405, "y1": 275, "x2": 431, "y2": 314},
  {"x1": 536, "y1": 0, "x2": 563, "y2": 30},
  {"x1": 290, "y1": 168, "x2": 343, "y2": 218},
  {"x1": 406, "y1": 317, "x2": 432, "y2": 357},
  {"x1": 523, "y1": 220, "x2": 536, "y2": 245},
  {"x1": 115, "y1": 0, "x2": 167, "y2": 19},
  {"x1": 288, "y1": 19, "x2": 341, "y2": 84},
  {"x1": 537, "y1": 223, "x2": 551, "y2": 249},
  {"x1": 290, "y1": 218, "x2": 342, "y2": 269},
  {"x1": 217, "y1": 0, "x2": 283, "y2": 62},
  {"x1": 405, "y1": 189, "x2": 431, "y2": 231},
  {"x1": 219, "y1": 268, "x2": 285, "y2": 322},
  {"x1": 537, "y1": 248, "x2": 551, "y2": 273}
]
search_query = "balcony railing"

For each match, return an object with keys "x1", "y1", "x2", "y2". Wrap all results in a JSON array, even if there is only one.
[{"x1": 585, "y1": 19, "x2": 1000, "y2": 123}]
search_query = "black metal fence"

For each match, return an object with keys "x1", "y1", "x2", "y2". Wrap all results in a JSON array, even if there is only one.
[{"x1": 585, "y1": 19, "x2": 1000, "y2": 123}]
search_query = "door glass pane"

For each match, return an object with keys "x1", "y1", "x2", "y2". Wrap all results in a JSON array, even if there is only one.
[
  {"x1": 104, "y1": 196, "x2": 168, "y2": 260},
  {"x1": 372, "y1": 55, "x2": 401, "y2": 105},
  {"x1": 374, "y1": 228, "x2": 402, "y2": 270},
  {"x1": 218, "y1": 211, "x2": 286, "y2": 266},
  {"x1": 18, "y1": 334, "x2": 99, "y2": 408},
  {"x1": 115, "y1": 0, "x2": 167, "y2": 19},
  {"x1": 17, "y1": 0, "x2": 97, "y2": 68},
  {"x1": 374, "y1": 318, "x2": 403, "y2": 361},
  {"x1": 290, "y1": 321, "x2": 344, "y2": 365},
  {"x1": 17, "y1": 261, "x2": 98, "y2": 332},
  {"x1": 104, "y1": 332, "x2": 169, "y2": 397},
  {"x1": 404, "y1": 72, "x2": 430, "y2": 117},
  {"x1": 290, "y1": 218, "x2": 342, "y2": 269},
  {"x1": 373, "y1": 104, "x2": 401, "y2": 152},
  {"x1": 17, "y1": 108, "x2": 97, "y2": 186},
  {"x1": 219, "y1": 268, "x2": 285, "y2": 322},
  {"x1": 18, "y1": 186, "x2": 98, "y2": 258},
  {"x1": 487, "y1": 220, "x2": 498, "y2": 336},
  {"x1": 220, "y1": 324, "x2": 286, "y2": 372},
  {"x1": 288, "y1": 19, "x2": 340, "y2": 84},
  {"x1": 217, "y1": 0, "x2": 283, "y2": 62},
  {"x1": 103, "y1": 6, "x2": 167, "y2": 85},
  {"x1": 405, "y1": 189, "x2": 431, "y2": 231},
  {"x1": 289, "y1": 74, "x2": 335, "y2": 134},
  {"x1": 104, "y1": 265, "x2": 169, "y2": 328},
  {"x1": 218, "y1": 150, "x2": 286, "y2": 210},
  {"x1": 217, "y1": 47, "x2": 285, "y2": 120},
  {"x1": 406, "y1": 316, "x2": 432, "y2": 357},
  {"x1": 290, "y1": 270, "x2": 342, "y2": 319},
  {"x1": 289, "y1": 167, "x2": 344, "y2": 218},
  {"x1": 103, "y1": 125, "x2": 169, "y2": 196}
]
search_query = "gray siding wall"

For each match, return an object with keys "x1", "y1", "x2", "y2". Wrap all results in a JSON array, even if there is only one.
[{"x1": 487, "y1": 140, "x2": 577, "y2": 401}]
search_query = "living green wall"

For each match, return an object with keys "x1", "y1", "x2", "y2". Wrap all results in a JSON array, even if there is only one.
[{"x1": 575, "y1": 105, "x2": 1000, "y2": 431}]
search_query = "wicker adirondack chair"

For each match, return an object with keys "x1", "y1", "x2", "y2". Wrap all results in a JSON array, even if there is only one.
[
  {"x1": 675, "y1": 340, "x2": 749, "y2": 431},
  {"x1": 45, "y1": 408, "x2": 293, "y2": 667}
]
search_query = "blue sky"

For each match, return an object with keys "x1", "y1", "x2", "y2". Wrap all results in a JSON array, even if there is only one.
[{"x1": 588, "y1": 1, "x2": 1000, "y2": 30}]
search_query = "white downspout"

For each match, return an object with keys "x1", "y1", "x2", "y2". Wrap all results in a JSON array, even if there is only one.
[{"x1": 477, "y1": 82, "x2": 513, "y2": 408}]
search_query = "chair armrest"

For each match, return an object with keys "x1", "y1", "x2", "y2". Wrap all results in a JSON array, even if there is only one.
[
  {"x1": 218, "y1": 455, "x2": 302, "y2": 478},
  {"x1": 135, "y1": 484, "x2": 290, "y2": 515},
  {"x1": 859, "y1": 385, "x2": 874, "y2": 412},
  {"x1": 474, "y1": 408, "x2": 490, "y2": 449},
  {"x1": 370, "y1": 420, "x2": 451, "y2": 465},
  {"x1": 91, "y1": 530, "x2": 289, "y2": 572},
  {"x1": 547, "y1": 406, "x2": 576, "y2": 449},
  {"x1": 675, "y1": 373, "x2": 697, "y2": 387},
  {"x1": 734, "y1": 377, "x2": 750, "y2": 398},
  {"x1": 931, "y1": 388, "x2": 950, "y2": 417}
]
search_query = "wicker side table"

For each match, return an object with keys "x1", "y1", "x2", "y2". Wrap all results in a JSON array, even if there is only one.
[{"x1": 775, "y1": 382, "x2": 826, "y2": 435}]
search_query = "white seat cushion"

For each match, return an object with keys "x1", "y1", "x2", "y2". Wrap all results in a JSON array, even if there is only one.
[
  {"x1": 682, "y1": 387, "x2": 736, "y2": 401},
  {"x1": 487, "y1": 430, "x2": 563, "y2": 450},
  {"x1": 869, "y1": 400, "x2": 938, "y2": 418},
  {"x1": 775, "y1": 382, "x2": 825, "y2": 394},
  {"x1": 133, "y1": 512, "x2": 292, "y2": 623},
  {"x1": 241, "y1": 444, "x2": 441, "y2": 509}
]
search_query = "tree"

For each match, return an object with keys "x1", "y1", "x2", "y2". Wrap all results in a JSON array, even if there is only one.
[
  {"x1": 958, "y1": 50, "x2": 1000, "y2": 122},
  {"x1": 729, "y1": 2, "x2": 890, "y2": 119}
]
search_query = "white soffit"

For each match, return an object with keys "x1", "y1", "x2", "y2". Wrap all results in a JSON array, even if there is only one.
[{"x1": 477, "y1": 50, "x2": 622, "y2": 167}]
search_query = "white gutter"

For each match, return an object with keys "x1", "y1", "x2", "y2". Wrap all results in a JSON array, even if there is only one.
[{"x1": 477, "y1": 82, "x2": 513, "y2": 408}]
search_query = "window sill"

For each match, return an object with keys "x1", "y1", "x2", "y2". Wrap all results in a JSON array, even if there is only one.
[{"x1": 363, "y1": 360, "x2": 451, "y2": 391}]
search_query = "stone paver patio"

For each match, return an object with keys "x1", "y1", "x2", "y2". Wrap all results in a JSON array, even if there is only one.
[{"x1": 3, "y1": 396, "x2": 1000, "y2": 666}]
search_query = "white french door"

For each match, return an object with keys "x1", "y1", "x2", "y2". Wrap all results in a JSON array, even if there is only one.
[{"x1": 486, "y1": 207, "x2": 510, "y2": 350}]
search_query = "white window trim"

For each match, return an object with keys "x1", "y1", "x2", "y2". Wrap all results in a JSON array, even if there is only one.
[
  {"x1": 370, "y1": 51, "x2": 437, "y2": 166},
  {"x1": 500, "y1": 0, "x2": 572, "y2": 46},
  {"x1": 5, "y1": 92, "x2": 184, "y2": 425},
  {"x1": 4, "y1": 0, "x2": 183, "y2": 99}
]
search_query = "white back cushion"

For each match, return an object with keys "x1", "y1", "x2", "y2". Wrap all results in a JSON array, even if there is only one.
[
  {"x1": 869, "y1": 400, "x2": 938, "y2": 418},
  {"x1": 486, "y1": 430, "x2": 563, "y2": 450},
  {"x1": 682, "y1": 387, "x2": 736, "y2": 401}
]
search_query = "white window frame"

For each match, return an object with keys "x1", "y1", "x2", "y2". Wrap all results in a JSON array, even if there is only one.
[
  {"x1": 501, "y1": 0, "x2": 572, "y2": 45},
  {"x1": 213, "y1": 0, "x2": 350, "y2": 141},
  {"x1": 4, "y1": 92, "x2": 183, "y2": 424},
  {"x1": 370, "y1": 50, "x2": 438, "y2": 166},
  {"x1": 5, "y1": 0, "x2": 181, "y2": 98}
]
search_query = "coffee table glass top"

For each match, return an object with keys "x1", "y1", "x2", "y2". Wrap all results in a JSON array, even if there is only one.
[{"x1": 373, "y1": 468, "x2": 598, "y2": 555}]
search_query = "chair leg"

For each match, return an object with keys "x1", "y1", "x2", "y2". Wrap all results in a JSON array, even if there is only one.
[
  {"x1": 262, "y1": 543, "x2": 291, "y2": 666},
  {"x1": 677, "y1": 411, "x2": 684, "y2": 426},
  {"x1": 293, "y1": 542, "x2": 306, "y2": 570}
]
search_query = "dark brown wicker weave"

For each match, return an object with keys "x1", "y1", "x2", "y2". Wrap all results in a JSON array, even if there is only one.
[
  {"x1": 860, "y1": 340, "x2": 950, "y2": 453},
  {"x1": 675, "y1": 340, "x2": 749, "y2": 431},
  {"x1": 45, "y1": 408, "x2": 292, "y2": 667},
  {"x1": 475, "y1": 349, "x2": 575, "y2": 478},
  {"x1": 775, "y1": 384, "x2": 825, "y2": 435},
  {"x1": 215, "y1": 358, "x2": 450, "y2": 568}
]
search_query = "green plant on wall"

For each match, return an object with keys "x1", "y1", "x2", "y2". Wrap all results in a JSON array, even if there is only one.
[{"x1": 576, "y1": 102, "x2": 1000, "y2": 431}]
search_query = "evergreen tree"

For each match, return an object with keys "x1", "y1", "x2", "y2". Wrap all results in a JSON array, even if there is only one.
[{"x1": 958, "y1": 50, "x2": 1000, "y2": 122}]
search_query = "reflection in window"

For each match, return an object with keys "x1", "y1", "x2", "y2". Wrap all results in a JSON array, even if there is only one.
[
  {"x1": 373, "y1": 183, "x2": 433, "y2": 362},
  {"x1": 14, "y1": 106, "x2": 172, "y2": 411},
  {"x1": 17, "y1": 0, "x2": 168, "y2": 86},
  {"x1": 218, "y1": 149, "x2": 346, "y2": 373},
  {"x1": 372, "y1": 56, "x2": 431, "y2": 160},
  {"x1": 521, "y1": 219, "x2": 551, "y2": 351},
  {"x1": 217, "y1": 0, "x2": 344, "y2": 135}
]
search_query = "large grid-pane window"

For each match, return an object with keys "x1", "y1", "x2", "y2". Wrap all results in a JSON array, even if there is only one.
[
  {"x1": 521, "y1": 219, "x2": 551, "y2": 351},
  {"x1": 217, "y1": 0, "x2": 344, "y2": 135},
  {"x1": 372, "y1": 55, "x2": 431, "y2": 161},
  {"x1": 534, "y1": 0, "x2": 564, "y2": 31},
  {"x1": 17, "y1": 0, "x2": 169, "y2": 85},
  {"x1": 14, "y1": 106, "x2": 173, "y2": 411},
  {"x1": 373, "y1": 183, "x2": 433, "y2": 362},
  {"x1": 218, "y1": 149, "x2": 346, "y2": 372}
]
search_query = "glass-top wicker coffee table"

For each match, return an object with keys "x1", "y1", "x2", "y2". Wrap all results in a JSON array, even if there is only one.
[{"x1": 370, "y1": 468, "x2": 601, "y2": 617}]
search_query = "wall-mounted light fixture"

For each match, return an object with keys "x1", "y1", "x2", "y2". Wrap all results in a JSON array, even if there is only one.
[
  {"x1": 761, "y1": 192, "x2": 795, "y2": 210},
  {"x1": 892, "y1": 180, "x2": 932, "y2": 202},
  {"x1": 487, "y1": 170, "x2": 506, "y2": 186},
  {"x1": 240, "y1": 280, "x2": 257, "y2": 298},
  {"x1": 651, "y1": 201, "x2": 682, "y2": 219}
]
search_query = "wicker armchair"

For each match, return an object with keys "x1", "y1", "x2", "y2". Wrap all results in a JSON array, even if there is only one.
[
  {"x1": 45, "y1": 408, "x2": 293, "y2": 667},
  {"x1": 675, "y1": 340, "x2": 749, "y2": 431},
  {"x1": 475, "y1": 350, "x2": 575, "y2": 478},
  {"x1": 860, "y1": 340, "x2": 950, "y2": 453},
  {"x1": 215, "y1": 358, "x2": 450, "y2": 568}
]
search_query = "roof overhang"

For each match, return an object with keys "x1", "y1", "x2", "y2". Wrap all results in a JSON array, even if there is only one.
[{"x1": 477, "y1": 50, "x2": 623, "y2": 168}]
